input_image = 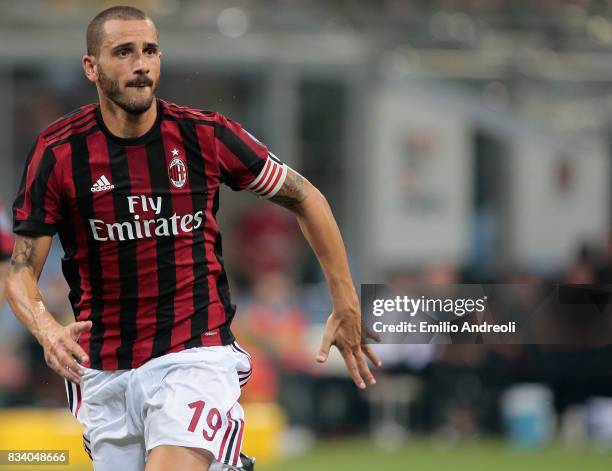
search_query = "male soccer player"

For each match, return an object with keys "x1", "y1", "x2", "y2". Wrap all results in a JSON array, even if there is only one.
[{"x1": 6, "y1": 6, "x2": 380, "y2": 471}]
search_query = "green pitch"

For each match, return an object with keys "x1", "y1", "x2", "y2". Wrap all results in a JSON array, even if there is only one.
[
  {"x1": 58, "y1": 438, "x2": 610, "y2": 471},
  {"x1": 258, "y1": 438, "x2": 612, "y2": 471}
]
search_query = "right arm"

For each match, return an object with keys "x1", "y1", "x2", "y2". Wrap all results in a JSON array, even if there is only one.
[{"x1": 5, "y1": 234, "x2": 91, "y2": 383}]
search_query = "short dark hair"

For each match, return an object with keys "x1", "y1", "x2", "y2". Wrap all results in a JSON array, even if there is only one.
[{"x1": 86, "y1": 5, "x2": 150, "y2": 56}]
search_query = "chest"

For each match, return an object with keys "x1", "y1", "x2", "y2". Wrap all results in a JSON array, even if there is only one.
[{"x1": 65, "y1": 129, "x2": 219, "y2": 224}]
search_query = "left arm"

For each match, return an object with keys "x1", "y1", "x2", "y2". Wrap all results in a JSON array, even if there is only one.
[
  {"x1": 269, "y1": 169, "x2": 381, "y2": 389},
  {"x1": 211, "y1": 115, "x2": 380, "y2": 388}
]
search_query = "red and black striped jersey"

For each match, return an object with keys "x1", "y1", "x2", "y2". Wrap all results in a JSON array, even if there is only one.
[
  {"x1": 0, "y1": 199, "x2": 13, "y2": 261},
  {"x1": 13, "y1": 99, "x2": 286, "y2": 370}
]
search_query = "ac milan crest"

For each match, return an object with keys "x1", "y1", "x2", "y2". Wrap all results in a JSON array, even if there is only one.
[{"x1": 168, "y1": 158, "x2": 188, "y2": 189}]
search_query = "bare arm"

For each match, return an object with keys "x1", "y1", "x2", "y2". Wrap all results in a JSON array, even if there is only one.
[
  {"x1": 7, "y1": 235, "x2": 56, "y2": 340},
  {"x1": 6, "y1": 235, "x2": 90, "y2": 383},
  {"x1": 269, "y1": 169, "x2": 380, "y2": 389}
]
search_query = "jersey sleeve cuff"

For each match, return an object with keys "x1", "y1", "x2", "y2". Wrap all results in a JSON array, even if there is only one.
[
  {"x1": 13, "y1": 219, "x2": 57, "y2": 236},
  {"x1": 247, "y1": 155, "x2": 288, "y2": 199}
]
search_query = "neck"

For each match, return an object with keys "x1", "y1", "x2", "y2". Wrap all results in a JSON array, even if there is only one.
[{"x1": 98, "y1": 96, "x2": 157, "y2": 139}]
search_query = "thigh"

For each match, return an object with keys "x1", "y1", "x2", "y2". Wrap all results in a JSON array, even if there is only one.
[
  {"x1": 145, "y1": 445, "x2": 214, "y2": 471},
  {"x1": 143, "y1": 346, "x2": 248, "y2": 468},
  {"x1": 66, "y1": 369, "x2": 146, "y2": 471}
]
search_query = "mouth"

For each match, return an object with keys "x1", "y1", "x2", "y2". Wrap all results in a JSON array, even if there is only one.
[{"x1": 126, "y1": 79, "x2": 153, "y2": 89}]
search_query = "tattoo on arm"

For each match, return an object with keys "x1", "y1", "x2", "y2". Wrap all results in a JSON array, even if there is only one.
[
  {"x1": 269, "y1": 170, "x2": 307, "y2": 209},
  {"x1": 11, "y1": 237, "x2": 35, "y2": 272}
]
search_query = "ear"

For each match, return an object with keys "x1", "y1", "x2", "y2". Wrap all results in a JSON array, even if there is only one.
[{"x1": 82, "y1": 55, "x2": 97, "y2": 83}]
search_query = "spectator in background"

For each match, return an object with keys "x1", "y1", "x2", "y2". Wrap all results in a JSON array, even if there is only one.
[
  {"x1": 596, "y1": 229, "x2": 612, "y2": 283},
  {"x1": 232, "y1": 203, "x2": 301, "y2": 290},
  {"x1": 230, "y1": 203, "x2": 313, "y2": 417},
  {"x1": 236, "y1": 270, "x2": 312, "y2": 373},
  {"x1": 420, "y1": 262, "x2": 461, "y2": 285},
  {"x1": 565, "y1": 243, "x2": 597, "y2": 284},
  {"x1": 233, "y1": 270, "x2": 314, "y2": 425}
]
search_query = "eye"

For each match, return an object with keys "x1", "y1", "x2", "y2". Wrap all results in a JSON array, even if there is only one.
[
  {"x1": 118, "y1": 48, "x2": 129, "y2": 57},
  {"x1": 144, "y1": 47, "x2": 157, "y2": 55}
]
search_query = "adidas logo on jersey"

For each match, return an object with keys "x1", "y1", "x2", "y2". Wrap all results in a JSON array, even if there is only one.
[{"x1": 91, "y1": 175, "x2": 115, "y2": 193}]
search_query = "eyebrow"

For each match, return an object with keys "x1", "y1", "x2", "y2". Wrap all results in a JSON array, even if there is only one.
[{"x1": 111, "y1": 41, "x2": 159, "y2": 52}]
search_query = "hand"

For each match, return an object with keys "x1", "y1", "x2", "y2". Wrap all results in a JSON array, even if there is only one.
[
  {"x1": 316, "y1": 309, "x2": 382, "y2": 389},
  {"x1": 39, "y1": 320, "x2": 91, "y2": 384}
]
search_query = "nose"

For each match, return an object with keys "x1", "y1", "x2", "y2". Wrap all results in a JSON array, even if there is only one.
[{"x1": 133, "y1": 51, "x2": 150, "y2": 75}]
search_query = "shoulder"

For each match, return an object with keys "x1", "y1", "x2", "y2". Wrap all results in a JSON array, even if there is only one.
[
  {"x1": 159, "y1": 99, "x2": 220, "y2": 123},
  {"x1": 160, "y1": 100, "x2": 219, "y2": 121},
  {"x1": 38, "y1": 103, "x2": 98, "y2": 148},
  {"x1": 22, "y1": 104, "x2": 97, "y2": 171}
]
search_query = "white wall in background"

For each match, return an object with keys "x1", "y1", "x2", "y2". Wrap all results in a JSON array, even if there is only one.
[
  {"x1": 509, "y1": 137, "x2": 609, "y2": 271},
  {"x1": 367, "y1": 85, "x2": 473, "y2": 270}
]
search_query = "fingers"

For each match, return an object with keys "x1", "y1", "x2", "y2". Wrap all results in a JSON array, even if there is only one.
[
  {"x1": 66, "y1": 321, "x2": 91, "y2": 363},
  {"x1": 65, "y1": 336, "x2": 89, "y2": 364},
  {"x1": 354, "y1": 347, "x2": 376, "y2": 386},
  {"x1": 62, "y1": 364, "x2": 82, "y2": 384},
  {"x1": 339, "y1": 347, "x2": 366, "y2": 389},
  {"x1": 44, "y1": 323, "x2": 91, "y2": 384},
  {"x1": 317, "y1": 313, "x2": 381, "y2": 389},
  {"x1": 47, "y1": 358, "x2": 81, "y2": 384},
  {"x1": 362, "y1": 344, "x2": 382, "y2": 368},
  {"x1": 339, "y1": 344, "x2": 381, "y2": 389},
  {"x1": 316, "y1": 335, "x2": 332, "y2": 363},
  {"x1": 362, "y1": 325, "x2": 382, "y2": 343},
  {"x1": 56, "y1": 343, "x2": 86, "y2": 374},
  {"x1": 70, "y1": 321, "x2": 92, "y2": 341},
  {"x1": 316, "y1": 316, "x2": 339, "y2": 363}
]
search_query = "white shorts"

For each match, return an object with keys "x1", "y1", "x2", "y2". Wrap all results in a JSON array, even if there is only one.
[{"x1": 65, "y1": 342, "x2": 253, "y2": 470}]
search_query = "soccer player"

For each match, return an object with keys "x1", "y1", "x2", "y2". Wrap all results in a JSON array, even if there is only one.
[{"x1": 6, "y1": 6, "x2": 380, "y2": 471}]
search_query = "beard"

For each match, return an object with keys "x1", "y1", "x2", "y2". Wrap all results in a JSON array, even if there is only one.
[{"x1": 97, "y1": 66, "x2": 159, "y2": 115}]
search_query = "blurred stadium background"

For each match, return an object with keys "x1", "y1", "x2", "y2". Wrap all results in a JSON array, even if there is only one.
[{"x1": 1, "y1": 0, "x2": 612, "y2": 469}]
